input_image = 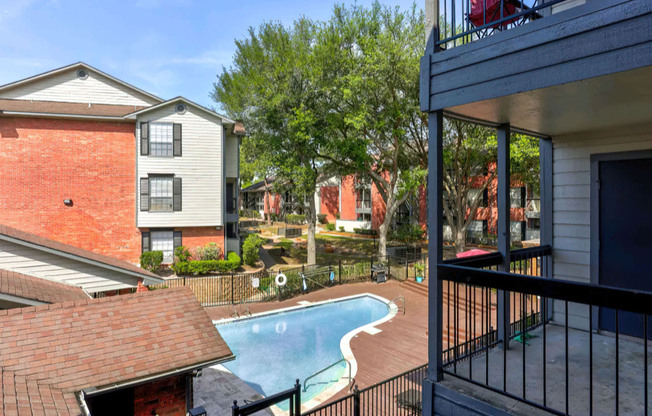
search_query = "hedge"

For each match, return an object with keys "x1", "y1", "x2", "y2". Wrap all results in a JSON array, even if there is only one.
[
  {"x1": 325, "y1": 223, "x2": 336, "y2": 231},
  {"x1": 172, "y1": 252, "x2": 241, "y2": 275},
  {"x1": 286, "y1": 214, "x2": 305, "y2": 224},
  {"x1": 242, "y1": 234, "x2": 266, "y2": 266},
  {"x1": 353, "y1": 228, "x2": 378, "y2": 236}
]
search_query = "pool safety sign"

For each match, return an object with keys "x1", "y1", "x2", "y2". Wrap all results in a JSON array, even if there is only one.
[{"x1": 251, "y1": 277, "x2": 259, "y2": 288}]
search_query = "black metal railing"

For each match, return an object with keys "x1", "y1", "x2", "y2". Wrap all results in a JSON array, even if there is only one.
[
  {"x1": 437, "y1": 0, "x2": 567, "y2": 49},
  {"x1": 232, "y1": 380, "x2": 301, "y2": 416},
  {"x1": 436, "y1": 252, "x2": 652, "y2": 416},
  {"x1": 441, "y1": 246, "x2": 549, "y2": 368},
  {"x1": 304, "y1": 364, "x2": 428, "y2": 416}
]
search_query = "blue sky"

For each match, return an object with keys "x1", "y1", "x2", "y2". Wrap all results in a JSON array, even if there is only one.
[{"x1": 0, "y1": 0, "x2": 420, "y2": 109}]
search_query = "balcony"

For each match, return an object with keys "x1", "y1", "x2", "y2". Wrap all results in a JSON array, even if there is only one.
[
  {"x1": 429, "y1": 246, "x2": 652, "y2": 415},
  {"x1": 422, "y1": 0, "x2": 652, "y2": 136}
]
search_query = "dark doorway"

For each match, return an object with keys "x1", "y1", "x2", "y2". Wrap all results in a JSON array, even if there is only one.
[
  {"x1": 85, "y1": 387, "x2": 134, "y2": 416},
  {"x1": 597, "y1": 157, "x2": 652, "y2": 338}
]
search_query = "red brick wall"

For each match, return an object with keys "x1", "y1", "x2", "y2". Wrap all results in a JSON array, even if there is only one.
[
  {"x1": 134, "y1": 374, "x2": 188, "y2": 416},
  {"x1": 176, "y1": 227, "x2": 226, "y2": 259},
  {"x1": 263, "y1": 193, "x2": 281, "y2": 215},
  {"x1": 0, "y1": 117, "x2": 141, "y2": 263},
  {"x1": 319, "y1": 186, "x2": 339, "y2": 221},
  {"x1": 340, "y1": 176, "x2": 357, "y2": 221}
]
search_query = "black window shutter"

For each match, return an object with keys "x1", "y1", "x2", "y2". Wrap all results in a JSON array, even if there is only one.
[
  {"x1": 482, "y1": 220, "x2": 488, "y2": 235},
  {"x1": 521, "y1": 221, "x2": 527, "y2": 241},
  {"x1": 173, "y1": 178, "x2": 182, "y2": 211},
  {"x1": 140, "y1": 178, "x2": 150, "y2": 211},
  {"x1": 482, "y1": 188, "x2": 489, "y2": 207},
  {"x1": 142, "y1": 232, "x2": 150, "y2": 253},
  {"x1": 173, "y1": 123, "x2": 182, "y2": 156},
  {"x1": 140, "y1": 122, "x2": 149, "y2": 156},
  {"x1": 173, "y1": 231, "x2": 182, "y2": 250},
  {"x1": 521, "y1": 187, "x2": 527, "y2": 208}
]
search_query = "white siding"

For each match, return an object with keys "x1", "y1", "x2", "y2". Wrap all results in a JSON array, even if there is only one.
[
  {"x1": 0, "y1": 240, "x2": 142, "y2": 293},
  {"x1": 552, "y1": 125, "x2": 652, "y2": 327},
  {"x1": 225, "y1": 135, "x2": 239, "y2": 178},
  {"x1": 137, "y1": 104, "x2": 224, "y2": 227},
  {"x1": 0, "y1": 68, "x2": 159, "y2": 106}
]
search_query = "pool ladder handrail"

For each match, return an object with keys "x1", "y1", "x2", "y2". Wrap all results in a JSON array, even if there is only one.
[
  {"x1": 303, "y1": 358, "x2": 353, "y2": 393},
  {"x1": 230, "y1": 303, "x2": 252, "y2": 319},
  {"x1": 389, "y1": 295, "x2": 406, "y2": 315}
]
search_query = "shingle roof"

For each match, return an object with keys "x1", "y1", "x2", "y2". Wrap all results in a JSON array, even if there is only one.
[
  {"x1": 0, "y1": 98, "x2": 146, "y2": 118},
  {"x1": 0, "y1": 224, "x2": 161, "y2": 284},
  {"x1": 0, "y1": 269, "x2": 90, "y2": 304},
  {"x1": 0, "y1": 287, "x2": 234, "y2": 415}
]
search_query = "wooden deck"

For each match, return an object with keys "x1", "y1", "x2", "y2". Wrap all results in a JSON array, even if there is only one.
[{"x1": 205, "y1": 280, "x2": 429, "y2": 393}]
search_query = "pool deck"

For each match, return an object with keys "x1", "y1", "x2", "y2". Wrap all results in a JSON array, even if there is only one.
[{"x1": 204, "y1": 280, "x2": 429, "y2": 397}]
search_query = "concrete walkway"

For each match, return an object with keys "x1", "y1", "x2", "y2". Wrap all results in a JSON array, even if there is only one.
[{"x1": 258, "y1": 246, "x2": 277, "y2": 270}]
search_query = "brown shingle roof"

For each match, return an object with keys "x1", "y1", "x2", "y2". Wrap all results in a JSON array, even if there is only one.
[
  {"x1": 0, "y1": 224, "x2": 161, "y2": 283},
  {"x1": 0, "y1": 287, "x2": 234, "y2": 415},
  {"x1": 0, "y1": 269, "x2": 90, "y2": 304},
  {"x1": 0, "y1": 98, "x2": 146, "y2": 118}
]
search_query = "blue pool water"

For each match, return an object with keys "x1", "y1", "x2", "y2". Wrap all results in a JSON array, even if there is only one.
[{"x1": 216, "y1": 296, "x2": 389, "y2": 404}]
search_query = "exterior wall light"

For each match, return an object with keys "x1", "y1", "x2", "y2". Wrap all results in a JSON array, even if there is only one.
[{"x1": 64, "y1": 199, "x2": 73, "y2": 206}]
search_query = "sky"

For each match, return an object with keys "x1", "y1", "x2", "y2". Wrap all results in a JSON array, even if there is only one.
[{"x1": 0, "y1": 0, "x2": 420, "y2": 109}]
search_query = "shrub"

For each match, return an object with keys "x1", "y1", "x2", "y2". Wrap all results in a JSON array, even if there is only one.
[
  {"x1": 353, "y1": 228, "x2": 378, "y2": 236},
  {"x1": 335, "y1": 213, "x2": 340, "y2": 219},
  {"x1": 325, "y1": 223, "x2": 336, "y2": 231},
  {"x1": 317, "y1": 214, "x2": 328, "y2": 224},
  {"x1": 172, "y1": 252, "x2": 241, "y2": 275},
  {"x1": 243, "y1": 209, "x2": 261, "y2": 219},
  {"x1": 339, "y1": 226, "x2": 345, "y2": 232},
  {"x1": 389, "y1": 224, "x2": 425, "y2": 244},
  {"x1": 140, "y1": 251, "x2": 163, "y2": 272},
  {"x1": 286, "y1": 214, "x2": 306, "y2": 224},
  {"x1": 243, "y1": 234, "x2": 266, "y2": 266},
  {"x1": 174, "y1": 246, "x2": 192, "y2": 263},
  {"x1": 195, "y1": 242, "x2": 221, "y2": 261}
]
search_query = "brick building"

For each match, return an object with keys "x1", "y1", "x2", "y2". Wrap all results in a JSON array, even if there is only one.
[{"x1": 0, "y1": 62, "x2": 243, "y2": 264}]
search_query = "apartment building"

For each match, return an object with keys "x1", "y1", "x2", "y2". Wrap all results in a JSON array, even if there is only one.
[{"x1": 0, "y1": 63, "x2": 243, "y2": 264}]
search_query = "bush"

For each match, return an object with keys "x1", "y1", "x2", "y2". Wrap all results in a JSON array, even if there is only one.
[
  {"x1": 389, "y1": 224, "x2": 425, "y2": 244},
  {"x1": 174, "y1": 246, "x2": 192, "y2": 263},
  {"x1": 172, "y1": 252, "x2": 241, "y2": 275},
  {"x1": 243, "y1": 209, "x2": 261, "y2": 219},
  {"x1": 195, "y1": 242, "x2": 221, "y2": 261},
  {"x1": 140, "y1": 251, "x2": 163, "y2": 272},
  {"x1": 325, "y1": 223, "x2": 336, "y2": 231},
  {"x1": 317, "y1": 214, "x2": 328, "y2": 224},
  {"x1": 339, "y1": 226, "x2": 345, "y2": 232},
  {"x1": 286, "y1": 214, "x2": 306, "y2": 224},
  {"x1": 354, "y1": 228, "x2": 378, "y2": 236},
  {"x1": 242, "y1": 234, "x2": 266, "y2": 266}
]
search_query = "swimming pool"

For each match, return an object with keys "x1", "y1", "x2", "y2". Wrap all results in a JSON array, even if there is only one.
[{"x1": 215, "y1": 294, "x2": 395, "y2": 408}]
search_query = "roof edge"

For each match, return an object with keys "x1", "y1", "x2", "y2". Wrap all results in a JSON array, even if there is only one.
[
  {"x1": 0, "y1": 62, "x2": 164, "y2": 104},
  {"x1": 123, "y1": 96, "x2": 236, "y2": 124}
]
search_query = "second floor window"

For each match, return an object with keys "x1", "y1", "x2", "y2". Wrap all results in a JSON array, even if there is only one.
[
  {"x1": 150, "y1": 177, "x2": 173, "y2": 211},
  {"x1": 150, "y1": 123, "x2": 173, "y2": 157}
]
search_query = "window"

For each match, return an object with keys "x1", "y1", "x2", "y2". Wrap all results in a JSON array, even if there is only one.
[
  {"x1": 357, "y1": 213, "x2": 371, "y2": 222},
  {"x1": 151, "y1": 231, "x2": 174, "y2": 263},
  {"x1": 150, "y1": 176, "x2": 173, "y2": 211},
  {"x1": 356, "y1": 188, "x2": 371, "y2": 210},
  {"x1": 468, "y1": 188, "x2": 488, "y2": 207},
  {"x1": 510, "y1": 187, "x2": 526, "y2": 208},
  {"x1": 150, "y1": 123, "x2": 173, "y2": 157},
  {"x1": 226, "y1": 223, "x2": 238, "y2": 238}
]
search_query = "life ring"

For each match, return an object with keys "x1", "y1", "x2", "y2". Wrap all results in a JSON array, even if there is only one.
[
  {"x1": 275, "y1": 321, "x2": 287, "y2": 334},
  {"x1": 275, "y1": 273, "x2": 287, "y2": 287}
]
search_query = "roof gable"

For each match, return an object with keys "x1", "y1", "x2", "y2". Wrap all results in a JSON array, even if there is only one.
[
  {"x1": 0, "y1": 62, "x2": 162, "y2": 107},
  {"x1": 125, "y1": 96, "x2": 235, "y2": 124}
]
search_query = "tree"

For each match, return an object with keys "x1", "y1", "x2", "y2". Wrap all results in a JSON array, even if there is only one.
[
  {"x1": 440, "y1": 119, "x2": 540, "y2": 254},
  {"x1": 313, "y1": 2, "x2": 427, "y2": 257},
  {"x1": 214, "y1": 19, "x2": 328, "y2": 265}
]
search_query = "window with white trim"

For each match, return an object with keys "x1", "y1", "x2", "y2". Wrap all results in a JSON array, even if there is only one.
[
  {"x1": 151, "y1": 231, "x2": 174, "y2": 263},
  {"x1": 150, "y1": 123, "x2": 174, "y2": 157},
  {"x1": 150, "y1": 176, "x2": 173, "y2": 211}
]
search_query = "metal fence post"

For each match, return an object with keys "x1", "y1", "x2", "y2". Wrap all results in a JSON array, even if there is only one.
[
  {"x1": 353, "y1": 385, "x2": 360, "y2": 416},
  {"x1": 370, "y1": 256, "x2": 374, "y2": 281},
  {"x1": 294, "y1": 379, "x2": 301, "y2": 416},
  {"x1": 231, "y1": 273, "x2": 235, "y2": 305},
  {"x1": 339, "y1": 260, "x2": 342, "y2": 285},
  {"x1": 232, "y1": 400, "x2": 239, "y2": 416},
  {"x1": 183, "y1": 276, "x2": 186, "y2": 286}
]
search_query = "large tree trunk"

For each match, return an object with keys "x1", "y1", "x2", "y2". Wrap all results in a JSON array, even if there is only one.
[
  {"x1": 306, "y1": 194, "x2": 317, "y2": 265},
  {"x1": 453, "y1": 228, "x2": 466, "y2": 254},
  {"x1": 377, "y1": 193, "x2": 400, "y2": 258},
  {"x1": 264, "y1": 177, "x2": 272, "y2": 226}
]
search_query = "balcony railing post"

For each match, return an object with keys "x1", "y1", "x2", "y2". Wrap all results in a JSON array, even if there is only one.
[
  {"x1": 423, "y1": 109, "x2": 444, "y2": 416},
  {"x1": 497, "y1": 123, "x2": 511, "y2": 350},
  {"x1": 293, "y1": 379, "x2": 301, "y2": 416},
  {"x1": 353, "y1": 385, "x2": 361, "y2": 416}
]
